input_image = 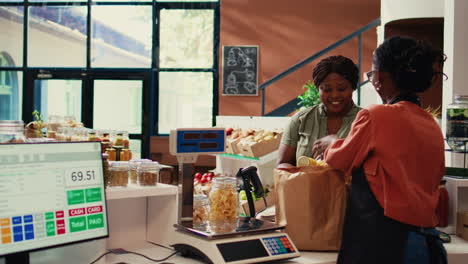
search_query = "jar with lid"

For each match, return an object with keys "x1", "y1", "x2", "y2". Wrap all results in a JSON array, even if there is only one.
[
  {"x1": 208, "y1": 177, "x2": 238, "y2": 233},
  {"x1": 0, "y1": 120, "x2": 25, "y2": 143},
  {"x1": 446, "y1": 95, "x2": 468, "y2": 152},
  {"x1": 193, "y1": 194, "x2": 210, "y2": 230},
  {"x1": 47, "y1": 115, "x2": 63, "y2": 134},
  {"x1": 100, "y1": 131, "x2": 112, "y2": 153},
  {"x1": 129, "y1": 159, "x2": 152, "y2": 184},
  {"x1": 108, "y1": 161, "x2": 129, "y2": 187},
  {"x1": 137, "y1": 162, "x2": 160, "y2": 186},
  {"x1": 120, "y1": 148, "x2": 132, "y2": 161},
  {"x1": 105, "y1": 148, "x2": 116, "y2": 161},
  {"x1": 87, "y1": 130, "x2": 101, "y2": 142},
  {"x1": 122, "y1": 131, "x2": 130, "y2": 149},
  {"x1": 113, "y1": 132, "x2": 124, "y2": 147}
]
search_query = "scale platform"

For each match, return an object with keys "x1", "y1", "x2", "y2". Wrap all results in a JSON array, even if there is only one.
[
  {"x1": 175, "y1": 217, "x2": 284, "y2": 239},
  {"x1": 171, "y1": 217, "x2": 300, "y2": 263}
]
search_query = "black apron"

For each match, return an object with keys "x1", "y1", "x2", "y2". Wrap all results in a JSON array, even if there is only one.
[{"x1": 337, "y1": 94, "x2": 447, "y2": 264}]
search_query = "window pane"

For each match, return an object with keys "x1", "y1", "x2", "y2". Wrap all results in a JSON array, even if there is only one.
[
  {"x1": 160, "y1": 9, "x2": 213, "y2": 68},
  {"x1": 93, "y1": 80, "x2": 142, "y2": 133},
  {"x1": 28, "y1": 6, "x2": 87, "y2": 67},
  {"x1": 129, "y1": 139, "x2": 141, "y2": 159},
  {"x1": 0, "y1": 71, "x2": 22, "y2": 120},
  {"x1": 0, "y1": 7, "x2": 24, "y2": 67},
  {"x1": 91, "y1": 6, "x2": 152, "y2": 68},
  {"x1": 33, "y1": 79, "x2": 82, "y2": 122},
  {"x1": 158, "y1": 72, "x2": 212, "y2": 134}
]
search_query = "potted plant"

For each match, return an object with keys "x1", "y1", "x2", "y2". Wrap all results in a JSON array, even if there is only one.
[{"x1": 297, "y1": 80, "x2": 320, "y2": 109}]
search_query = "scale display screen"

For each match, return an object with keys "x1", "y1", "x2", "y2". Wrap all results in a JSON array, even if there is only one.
[
  {"x1": 0, "y1": 142, "x2": 108, "y2": 256},
  {"x1": 173, "y1": 129, "x2": 225, "y2": 154}
]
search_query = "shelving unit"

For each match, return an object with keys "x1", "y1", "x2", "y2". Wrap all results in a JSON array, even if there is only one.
[{"x1": 105, "y1": 183, "x2": 178, "y2": 200}]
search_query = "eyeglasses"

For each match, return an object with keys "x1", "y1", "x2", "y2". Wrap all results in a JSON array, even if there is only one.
[{"x1": 366, "y1": 70, "x2": 378, "y2": 81}]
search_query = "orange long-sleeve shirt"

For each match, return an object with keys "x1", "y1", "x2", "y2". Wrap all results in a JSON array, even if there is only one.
[{"x1": 324, "y1": 101, "x2": 445, "y2": 227}]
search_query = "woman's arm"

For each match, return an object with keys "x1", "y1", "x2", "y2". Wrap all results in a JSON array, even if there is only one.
[
  {"x1": 311, "y1": 134, "x2": 339, "y2": 160},
  {"x1": 276, "y1": 143, "x2": 296, "y2": 169}
]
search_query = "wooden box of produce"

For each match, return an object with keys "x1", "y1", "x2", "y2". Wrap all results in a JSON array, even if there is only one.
[
  {"x1": 237, "y1": 130, "x2": 282, "y2": 158},
  {"x1": 226, "y1": 137, "x2": 241, "y2": 154}
]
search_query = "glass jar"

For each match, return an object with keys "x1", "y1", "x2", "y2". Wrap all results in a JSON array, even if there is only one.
[
  {"x1": 105, "y1": 148, "x2": 116, "y2": 161},
  {"x1": 137, "y1": 162, "x2": 160, "y2": 186},
  {"x1": 87, "y1": 130, "x2": 101, "y2": 142},
  {"x1": 193, "y1": 194, "x2": 210, "y2": 230},
  {"x1": 102, "y1": 153, "x2": 110, "y2": 188},
  {"x1": 122, "y1": 131, "x2": 130, "y2": 149},
  {"x1": 120, "y1": 148, "x2": 132, "y2": 161},
  {"x1": 0, "y1": 120, "x2": 25, "y2": 143},
  {"x1": 446, "y1": 95, "x2": 468, "y2": 152},
  {"x1": 113, "y1": 132, "x2": 124, "y2": 147},
  {"x1": 108, "y1": 161, "x2": 129, "y2": 187},
  {"x1": 129, "y1": 159, "x2": 152, "y2": 184},
  {"x1": 47, "y1": 115, "x2": 63, "y2": 134},
  {"x1": 208, "y1": 177, "x2": 238, "y2": 234}
]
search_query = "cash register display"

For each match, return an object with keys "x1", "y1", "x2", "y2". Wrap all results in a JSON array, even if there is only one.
[{"x1": 0, "y1": 142, "x2": 109, "y2": 257}]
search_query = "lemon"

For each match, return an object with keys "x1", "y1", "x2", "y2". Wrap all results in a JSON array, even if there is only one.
[{"x1": 297, "y1": 156, "x2": 317, "y2": 167}]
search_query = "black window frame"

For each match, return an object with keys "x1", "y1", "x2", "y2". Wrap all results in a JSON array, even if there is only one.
[{"x1": 0, "y1": 0, "x2": 221, "y2": 158}]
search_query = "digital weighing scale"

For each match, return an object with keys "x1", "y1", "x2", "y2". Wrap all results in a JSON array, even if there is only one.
[{"x1": 168, "y1": 128, "x2": 300, "y2": 264}]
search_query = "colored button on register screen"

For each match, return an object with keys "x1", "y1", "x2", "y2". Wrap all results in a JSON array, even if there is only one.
[{"x1": 0, "y1": 142, "x2": 109, "y2": 256}]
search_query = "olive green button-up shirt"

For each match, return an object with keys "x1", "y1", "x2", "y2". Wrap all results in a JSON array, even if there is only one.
[{"x1": 281, "y1": 103, "x2": 362, "y2": 159}]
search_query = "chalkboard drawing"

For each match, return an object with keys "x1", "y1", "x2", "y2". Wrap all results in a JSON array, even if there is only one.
[
  {"x1": 225, "y1": 69, "x2": 256, "y2": 94},
  {"x1": 223, "y1": 45, "x2": 258, "y2": 96},
  {"x1": 227, "y1": 49, "x2": 237, "y2": 67}
]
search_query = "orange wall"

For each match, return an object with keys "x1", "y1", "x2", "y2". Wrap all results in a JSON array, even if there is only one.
[
  {"x1": 219, "y1": 0, "x2": 380, "y2": 116},
  {"x1": 151, "y1": 0, "x2": 380, "y2": 165}
]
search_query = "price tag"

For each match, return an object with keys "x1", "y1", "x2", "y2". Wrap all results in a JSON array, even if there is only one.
[{"x1": 65, "y1": 168, "x2": 100, "y2": 187}]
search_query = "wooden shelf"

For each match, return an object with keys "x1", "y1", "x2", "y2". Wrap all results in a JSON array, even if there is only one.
[{"x1": 105, "y1": 183, "x2": 177, "y2": 200}]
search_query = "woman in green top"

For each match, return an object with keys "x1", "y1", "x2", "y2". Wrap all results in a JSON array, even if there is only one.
[{"x1": 277, "y1": 55, "x2": 362, "y2": 168}]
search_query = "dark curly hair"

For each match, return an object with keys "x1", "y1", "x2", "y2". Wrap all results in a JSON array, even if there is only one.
[
  {"x1": 373, "y1": 36, "x2": 446, "y2": 93},
  {"x1": 312, "y1": 55, "x2": 359, "y2": 90}
]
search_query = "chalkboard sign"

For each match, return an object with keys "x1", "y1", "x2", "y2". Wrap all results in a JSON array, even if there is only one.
[{"x1": 222, "y1": 46, "x2": 258, "y2": 96}]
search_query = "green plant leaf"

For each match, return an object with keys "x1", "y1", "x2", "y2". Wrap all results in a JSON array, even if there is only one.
[{"x1": 297, "y1": 81, "x2": 320, "y2": 108}]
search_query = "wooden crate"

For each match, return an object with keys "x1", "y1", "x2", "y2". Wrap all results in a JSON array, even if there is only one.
[{"x1": 237, "y1": 135, "x2": 282, "y2": 158}]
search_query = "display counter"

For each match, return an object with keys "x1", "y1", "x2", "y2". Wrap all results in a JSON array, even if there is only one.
[{"x1": 2, "y1": 182, "x2": 468, "y2": 264}]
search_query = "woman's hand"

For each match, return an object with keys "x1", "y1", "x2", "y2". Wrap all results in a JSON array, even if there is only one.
[{"x1": 311, "y1": 134, "x2": 339, "y2": 160}]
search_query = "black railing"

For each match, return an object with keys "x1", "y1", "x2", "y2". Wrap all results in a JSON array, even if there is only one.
[{"x1": 260, "y1": 18, "x2": 380, "y2": 116}]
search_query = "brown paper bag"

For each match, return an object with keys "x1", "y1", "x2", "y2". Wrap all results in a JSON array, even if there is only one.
[{"x1": 274, "y1": 166, "x2": 348, "y2": 251}]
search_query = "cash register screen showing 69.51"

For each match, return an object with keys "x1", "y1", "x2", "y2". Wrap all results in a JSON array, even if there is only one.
[{"x1": 0, "y1": 142, "x2": 109, "y2": 256}]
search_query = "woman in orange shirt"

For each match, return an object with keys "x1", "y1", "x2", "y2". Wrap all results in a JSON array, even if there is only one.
[{"x1": 324, "y1": 36, "x2": 447, "y2": 264}]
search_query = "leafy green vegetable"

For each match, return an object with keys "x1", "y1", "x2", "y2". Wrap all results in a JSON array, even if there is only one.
[{"x1": 297, "y1": 81, "x2": 320, "y2": 109}]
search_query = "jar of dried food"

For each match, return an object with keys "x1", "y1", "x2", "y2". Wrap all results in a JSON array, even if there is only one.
[
  {"x1": 0, "y1": 120, "x2": 25, "y2": 143},
  {"x1": 109, "y1": 161, "x2": 129, "y2": 187},
  {"x1": 193, "y1": 194, "x2": 210, "y2": 230},
  {"x1": 208, "y1": 177, "x2": 238, "y2": 233},
  {"x1": 137, "y1": 162, "x2": 160, "y2": 186},
  {"x1": 129, "y1": 159, "x2": 152, "y2": 184},
  {"x1": 446, "y1": 95, "x2": 468, "y2": 152}
]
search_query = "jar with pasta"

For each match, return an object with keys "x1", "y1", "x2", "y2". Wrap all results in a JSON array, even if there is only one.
[
  {"x1": 193, "y1": 194, "x2": 210, "y2": 230},
  {"x1": 137, "y1": 162, "x2": 160, "y2": 186},
  {"x1": 108, "y1": 161, "x2": 129, "y2": 187},
  {"x1": 208, "y1": 177, "x2": 238, "y2": 233},
  {"x1": 129, "y1": 159, "x2": 152, "y2": 184}
]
